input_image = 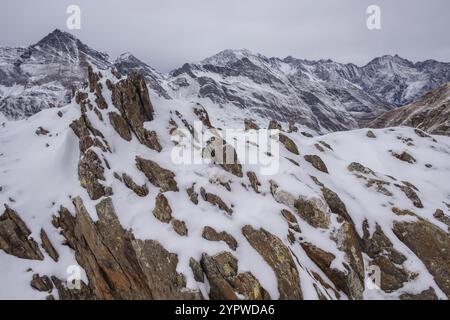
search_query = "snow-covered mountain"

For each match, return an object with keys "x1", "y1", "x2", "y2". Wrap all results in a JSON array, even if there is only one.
[
  {"x1": 0, "y1": 67, "x2": 449, "y2": 300},
  {"x1": 370, "y1": 82, "x2": 450, "y2": 136},
  {"x1": 0, "y1": 30, "x2": 167, "y2": 119},
  {"x1": 1, "y1": 30, "x2": 450, "y2": 134}
]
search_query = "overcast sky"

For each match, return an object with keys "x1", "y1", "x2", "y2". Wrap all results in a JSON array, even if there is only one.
[{"x1": 0, "y1": 0, "x2": 449, "y2": 72}]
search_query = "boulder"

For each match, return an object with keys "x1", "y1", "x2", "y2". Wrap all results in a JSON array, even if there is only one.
[
  {"x1": 304, "y1": 155, "x2": 329, "y2": 173},
  {"x1": 200, "y1": 187, "x2": 233, "y2": 215},
  {"x1": 0, "y1": 205, "x2": 44, "y2": 260},
  {"x1": 122, "y1": 173, "x2": 149, "y2": 197},
  {"x1": 202, "y1": 226, "x2": 238, "y2": 250},
  {"x1": 242, "y1": 226, "x2": 303, "y2": 299},
  {"x1": 393, "y1": 214, "x2": 450, "y2": 297},
  {"x1": 136, "y1": 156, "x2": 179, "y2": 192}
]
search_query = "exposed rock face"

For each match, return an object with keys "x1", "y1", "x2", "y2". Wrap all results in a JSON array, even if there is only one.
[
  {"x1": 400, "y1": 287, "x2": 438, "y2": 300},
  {"x1": 136, "y1": 157, "x2": 179, "y2": 192},
  {"x1": 186, "y1": 185, "x2": 199, "y2": 204},
  {"x1": 200, "y1": 187, "x2": 233, "y2": 215},
  {"x1": 295, "y1": 197, "x2": 330, "y2": 229},
  {"x1": 247, "y1": 171, "x2": 261, "y2": 193},
  {"x1": 242, "y1": 226, "x2": 303, "y2": 299},
  {"x1": 202, "y1": 226, "x2": 238, "y2": 251},
  {"x1": 78, "y1": 149, "x2": 109, "y2": 200},
  {"x1": 204, "y1": 135, "x2": 243, "y2": 177},
  {"x1": 122, "y1": 173, "x2": 149, "y2": 197},
  {"x1": 110, "y1": 71, "x2": 162, "y2": 151},
  {"x1": 30, "y1": 274, "x2": 53, "y2": 292},
  {"x1": 153, "y1": 193, "x2": 173, "y2": 223},
  {"x1": 200, "y1": 252, "x2": 271, "y2": 300},
  {"x1": 279, "y1": 133, "x2": 299, "y2": 155},
  {"x1": 395, "y1": 183, "x2": 423, "y2": 208},
  {"x1": 304, "y1": 155, "x2": 329, "y2": 173},
  {"x1": 434, "y1": 209, "x2": 450, "y2": 231},
  {"x1": 109, "y1": 112, "x2": 132, "y2": 141},
  {"x1": 393, "y1": 215, "x2": 450, "y2": 297},
  {"x1": 51, "y1": 197, "x2": 202, "y2": 300},
  {"x1": 390, "y1": 151, "x2": 416, "y2": 164},
  {"x1": 244, "y1": 119, "x2": 259, "y2": 131},
  {"x1": 361, "y1": 221, "x2": 410, "y2": 293},
  {"x1": 366, "y1": 130, "x2": 376, "y2": 138},
  {"x1": 40, "y1": 228, "x2": 59, "y2": 262},
  {"x1": 0, "y1": 205, "x2": 44, "y2": 260}
]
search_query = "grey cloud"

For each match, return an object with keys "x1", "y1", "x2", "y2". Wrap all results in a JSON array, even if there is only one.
[{"x1": 0, "y1": 0, "x2": 449, "y2": 72}]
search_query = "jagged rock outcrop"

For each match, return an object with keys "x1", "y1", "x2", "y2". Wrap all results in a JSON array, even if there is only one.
[
  {"x1": 304, "y1": 155, "x2": 329, "y2": 173},
  {"x1": 109, "y1": 71, "x2": 162, "y2": 151},
  {"x1": 136, "y1": 157, "x2": 179, "y2": 192},
  {"x1": 0, "y1": 205, "x2": 44, "y2": 260},
  {"x1": 242, "y1": 226, "x2": 303, "y2": 299},
  {"x1": 202, "y1": 226, "x2": 238, "y2": 251},
  {"x1": 392, "y1": 210, "x2": 450, "y2": 297},
  {"x1": 200, "y1": 187, "x2": 233, "y2": 215},
  {"x1": 200, "y1": 252, "x2": 271, "y2": 300},
  {"x1": 51, "y1": 197, "x2": 202, "y2": 300}
]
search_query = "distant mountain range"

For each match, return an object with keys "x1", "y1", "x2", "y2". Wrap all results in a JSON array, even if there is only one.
[
  {"x1": 1, "y1": 29, "x2": 450, "y2": 133},
  {"x1": 370, "y1": 82, "x2": 450, "y2": 136}
]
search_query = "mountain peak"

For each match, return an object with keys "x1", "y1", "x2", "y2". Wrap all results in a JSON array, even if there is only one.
[
  {"x1": 36, "y1": 29, "x2": 77, "y2": 46},
  {"x1": 201, "y1": 49, "x2": 262, "y2": 66}
]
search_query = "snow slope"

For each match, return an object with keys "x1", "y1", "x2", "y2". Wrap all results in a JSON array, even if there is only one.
[{"x1": 0, "y1": 68, "x2": 449, "y2": 300}]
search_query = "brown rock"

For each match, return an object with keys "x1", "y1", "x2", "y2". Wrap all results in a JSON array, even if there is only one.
[
  {"x1": 244, "y1": 119, "x2": 259, "y2": 131},
  {"x1": 200, "y1": 187, "x2": 233, "y2": 215},
  {"x1": 369, "y1": 256, "x2": 409, "y2": 293},
  {"x1": 268, "y1": 120, "x2": 282, "y2": 130},
  {"x1": 40, "y1": 228, "x2": 59, "y2": 262},
  {"x1": 202, "y1": 226, "x2": 238, "y2": 250},
  {"x1": 109, "y1": 112, "x2": 132, "y2": 141},
  {"x1": 395, "y1": 183, "x2": 423, "y2": 208},
  {"x1": 281, "y1": 209, "x2": 300, "y2": 233},
  {"x1": 200, "y1": 252, "x2": 270, "y2": 300},
  {"x1": 366, "y1": 130, "x2": 376, "y2": 138},
  {"x1": 30, "y1": 274, "x2": 53, "y2": 292},
  {"x1": 35, "y1": 126, "x2": 49, "y2": 136},
  {"x1": 321, "y1": 186, "x2": 354, "y2": 224},
  {"x1": 186, "y1": 184, "x2": 199, "y2": 204},
  {"x1": 122, "y1": 173, "x2": 149, "y2": 197},
  {"x1": 136, "y1": 156, "x2": 179, "y2": 192},
  {"x1": 0, "y1": 205, "x2": 44, "y2": 260},
  {"x1": 434, "y1": 209, "x2": 450, "y2": 231},
  {"x1": 172, "y1": 219, "x2": 188, "y2": 236},
  {"x1": 362, "y1": 221, "x2": 406, "y2": 265},
  {"x1": 78, "y1": 149, "x2": 108, "y2": 200},
  {"x1": 242, "y1": 225, "x2": 302, "y2": 299},
  {"x1": 189, "y1": 257, "x2": 204, "y2": 282},
  {"x1": 193, "y1": 105, "x2": 213, "y2": 128},
  {"x1": 393, "y1": 215, "x2": 450, "y2": 297},
  {"x1": 391, "y1": 151, "x2": 416, "y2": 164},
  {"x1": 295, "y1": 197, "x2": 330, "y2": 229},
  {"x1": 203, "y1": 136, "x2": 243, "y2": 177},
  {"x1": 110, "y1": 71, "x2": 162, "y2": 151},
  {"x1": 400, "y1": 287, "x2": 438, "y2": 300},
  {"x1": 304, "y1": 155, "x2": 329, "y2": 173},
  {"x1": 279, "y1": 133, "x2": 299, "y2": 155},
  {"x1": 52, "y1": 197, "x2": 201, "y2": 300},
  {"x1": 153, "y1": 193, "x2": 173, "y2": 223},
  {"x1": 247, "y1": 171, "x2": 261, "y2": 193}
]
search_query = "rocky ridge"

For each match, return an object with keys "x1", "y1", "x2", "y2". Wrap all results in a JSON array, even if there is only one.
[{"x1": 0, "y1": 66, "x2": 449, "y2": 300}]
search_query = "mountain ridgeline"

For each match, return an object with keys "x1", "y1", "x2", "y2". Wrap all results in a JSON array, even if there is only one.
[{"x1": 1, "y1": 29, "x2": 450, "y2": 134}]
